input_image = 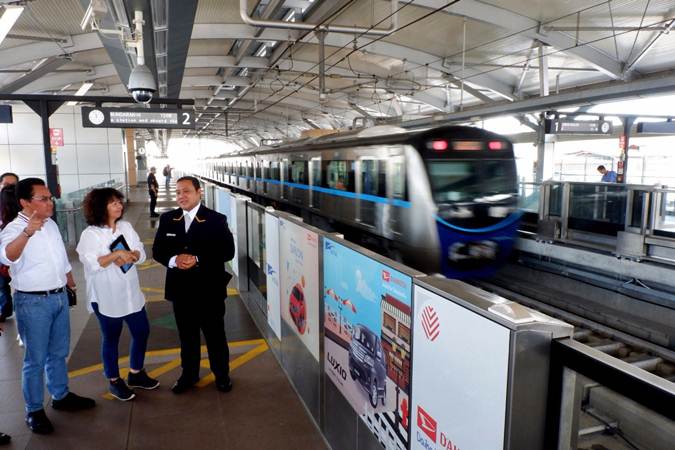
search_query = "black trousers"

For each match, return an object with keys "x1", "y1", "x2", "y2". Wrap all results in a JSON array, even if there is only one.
[
  {"x1": 149, "y1": 192, "x2": 157, "y2": 214},
  {"x1": 172, "y1": 298, "x2": 230, "y2": 382}
]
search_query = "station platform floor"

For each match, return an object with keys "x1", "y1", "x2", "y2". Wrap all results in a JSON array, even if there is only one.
[{"x1": 0, "y1": 184, "x2": 329, "y2": 450}]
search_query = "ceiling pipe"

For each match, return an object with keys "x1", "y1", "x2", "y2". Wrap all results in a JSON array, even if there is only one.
[{"x1": 240, "y1": 0, "x2": 398, "y2": 35}]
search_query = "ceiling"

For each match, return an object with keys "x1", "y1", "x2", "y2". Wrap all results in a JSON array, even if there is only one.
[{"x1": 0, "y1": 0, "x2": 674, "y2": 149}]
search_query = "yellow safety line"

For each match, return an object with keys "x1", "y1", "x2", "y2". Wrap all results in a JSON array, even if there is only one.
[
  {"x1": 195, "y1": 342, "x2": 269, "y2": 387},
  {"x1": 228, "y1": 288, "x2": 239, "y2": 296},
  {"x1": 141, "y1": 287, "x2": 164, "y2": 293},
  {"x1": 138, "y1": 262, "x2": 161, "y2": 271},
  {"x1": 68, "y1": 339, "x2": 266, "y2": 378}
]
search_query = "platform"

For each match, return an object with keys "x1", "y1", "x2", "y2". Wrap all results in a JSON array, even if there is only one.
[{"x1": 0, "y1": 185, "x2": 328, "y2": 450}]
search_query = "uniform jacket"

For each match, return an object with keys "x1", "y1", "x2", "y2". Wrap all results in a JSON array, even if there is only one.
[
  {"x1": 152, "y1": 204, "x2": 234, "y2": 302},
  {"x1": 147, "y1": 173, "x2": 159, "y2": 194}
]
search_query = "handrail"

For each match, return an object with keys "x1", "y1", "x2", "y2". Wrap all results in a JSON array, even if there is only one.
[{"x1": 240, "y1": 0, "x2": 398, "y2": 35}]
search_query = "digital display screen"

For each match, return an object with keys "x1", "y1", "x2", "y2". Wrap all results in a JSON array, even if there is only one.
[{"x1": 0, "y1": 105, "x2": 13, "y2": 123}]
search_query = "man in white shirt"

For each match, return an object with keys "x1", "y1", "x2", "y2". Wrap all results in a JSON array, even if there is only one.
[{"x1": 0, "y1": 178, "x2": 95, "y2": 435}]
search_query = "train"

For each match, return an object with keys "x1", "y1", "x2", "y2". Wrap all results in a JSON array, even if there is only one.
[{"x1": 197, "y1": 125, "x2": 521, "y2": 278}]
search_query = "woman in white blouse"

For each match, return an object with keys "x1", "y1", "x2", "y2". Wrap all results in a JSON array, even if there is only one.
[{"x1": 76, "y1": 188, "x2": 159, "y2": 401}]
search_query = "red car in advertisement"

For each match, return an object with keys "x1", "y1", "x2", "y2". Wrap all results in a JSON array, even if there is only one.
[{"x1": 289, "y1": 278, "x2": 307, "y2": 334}]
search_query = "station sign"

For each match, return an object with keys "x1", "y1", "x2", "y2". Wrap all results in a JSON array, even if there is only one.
[
  {"x1": 636, "y1": 121, "x2": 675, "y2": 134},
  {"x1": 0, "y1": 105, "x2": 12, "y2": 123},
  {"x1": 81, "y1": 106, "x2": 196, "y2": 129},
  {"x1": 554, "y1": 119, "x2": 613, "y2": 135}
]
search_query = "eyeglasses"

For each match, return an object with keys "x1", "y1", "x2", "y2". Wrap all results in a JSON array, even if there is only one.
[{"x1": 31, "y1": 196, "x2": 55, "y2": 203}]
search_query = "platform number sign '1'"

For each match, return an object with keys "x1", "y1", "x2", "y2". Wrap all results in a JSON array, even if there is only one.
[{"x1": 81, "y1": 106, "x2": 196, "y2": 129}]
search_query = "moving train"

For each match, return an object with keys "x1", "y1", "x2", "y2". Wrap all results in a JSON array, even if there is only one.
[{"x1": 199, "y1": 125, "x2": 521, "y2": 278}]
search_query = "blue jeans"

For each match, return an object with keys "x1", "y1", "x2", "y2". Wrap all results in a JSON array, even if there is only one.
[
  {"x1": 14, "y1": 290, "x2": 70, "y2": 413},
  {"x1": 92, "y1": 304, "x2": 150, "y2": 379}
]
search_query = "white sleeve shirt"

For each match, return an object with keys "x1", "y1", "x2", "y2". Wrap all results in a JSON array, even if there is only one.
[
  {"x1": 0, "y1": 213, "x2": 72, "y2": 291},
  {"x1": 75, "y1": 220, "x2": 146, "y2": 318},
  {"x1": 168, "y1": 203, "x2": 201, "y2": 268}
]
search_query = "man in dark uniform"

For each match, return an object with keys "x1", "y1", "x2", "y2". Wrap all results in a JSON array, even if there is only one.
[
  {"x1": 147, "y1": 167, "x2": 159, "y2": 218},
  {"x1": 152, "y1": 176, "x2": 235, "y2": 393}
]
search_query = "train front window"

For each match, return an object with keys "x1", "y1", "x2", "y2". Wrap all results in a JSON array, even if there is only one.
[{"x1": 426, "y1": 160, "x2": 516, "y2": 204}]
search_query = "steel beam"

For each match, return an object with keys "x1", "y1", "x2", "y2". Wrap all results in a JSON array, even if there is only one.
[
  {"x1": 0, "y1": 57, "x2": 71, "y2": 93},
  {"x1": 401, "y1": 72, "x2": 675, "y2": 128}
]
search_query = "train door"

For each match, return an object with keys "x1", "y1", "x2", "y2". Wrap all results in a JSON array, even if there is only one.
[
  {"x1": 280, "y1": 158, "x2": 288, "y2": 200},
  {"x1": 386, "y1": 154, "x2": 406, "y2": 238},
  {"x1": 358, "y1": 157, "x2": 383, "y2": 229},
  {"x1": 309, "y1": 157, "x2": 321, "y2": 209}
]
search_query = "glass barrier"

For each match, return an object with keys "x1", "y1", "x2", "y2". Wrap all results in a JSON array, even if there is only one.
[
  {"x1": 246, "y1": 202, "x2": 267, "y2": 308},
  {"x1": 653, "y1": 189, "x2": 675, "y2": 237},
  {"x1": 518, "y1": 182, "x2": 540, "y2": 213},
  {"x1": 549, "y1": 183, "x2": 563, "y2": 217},
  {"x1": 568, "y1": 184, "x2": 627, "y2": 235}
]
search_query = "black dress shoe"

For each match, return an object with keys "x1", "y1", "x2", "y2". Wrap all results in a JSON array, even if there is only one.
[
  {"x1": 171, "y1": 378, "x2": 197, "y2": 394},
  {"x1": 215, "y1": 377, "x2": 233, "y2": 393},
  {"x1": 51, "y1": 392, "x2": 96, "y2": 411},
  {"x1": 0, "y1": 432, "x2": 11, "y2": 445},
  {"x1": 25, "y1": 410, "x2": 54, "y2": 435}
]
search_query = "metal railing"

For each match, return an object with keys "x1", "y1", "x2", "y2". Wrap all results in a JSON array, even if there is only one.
[{"x1": 55, "y1": 179, "x2": 126, "y2": 246}]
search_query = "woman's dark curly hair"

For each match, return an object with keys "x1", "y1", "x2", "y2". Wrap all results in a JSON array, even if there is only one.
[{"x1": 82, "y1": 188, "x2": 125, "y2": 226}]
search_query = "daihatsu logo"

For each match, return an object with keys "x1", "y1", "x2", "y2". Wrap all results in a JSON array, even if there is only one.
[
  {"x1": 421, "y1": 305, "x2": 440, "y2": 341},
  {"x1": 417, "y1": 405, "x2": 437, "y2": 443}
]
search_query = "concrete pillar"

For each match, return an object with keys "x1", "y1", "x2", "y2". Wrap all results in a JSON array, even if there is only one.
[{"x1": 125, "y1": 129, "x2": 137, "y2": 186}]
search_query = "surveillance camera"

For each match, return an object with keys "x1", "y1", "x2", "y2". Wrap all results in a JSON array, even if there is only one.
[{"x1": 128, "y1": 64, "x2": 156, "y2": 104}]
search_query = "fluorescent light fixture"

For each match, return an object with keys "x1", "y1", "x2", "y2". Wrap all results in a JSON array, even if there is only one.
[
  {"x1": 66, "y1": 82, "x2": 94, "y2": 106},
  {"x1": 0, "y1": 5, "x2": 24, "y2": 45}
]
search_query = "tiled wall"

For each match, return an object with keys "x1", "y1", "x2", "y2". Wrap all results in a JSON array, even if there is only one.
[{"x1": 0, "y1": 104, "x2": 126, "y2": 196}]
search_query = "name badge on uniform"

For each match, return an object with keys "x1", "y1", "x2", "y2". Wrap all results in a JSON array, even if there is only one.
[{"x1": 166, "y1": 233, "x2": 176, "y2": 237}]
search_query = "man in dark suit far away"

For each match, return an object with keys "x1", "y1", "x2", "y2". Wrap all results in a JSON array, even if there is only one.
[{"x1": 152, "y1": 176, "x2": 235, "y2": 394}]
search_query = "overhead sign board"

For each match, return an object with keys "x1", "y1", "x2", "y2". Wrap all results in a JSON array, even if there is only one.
[
  {"x1": 554, "y1": 119, "x2": 613, "y2": 135},
  {"x1": 0, "y1": 105, "x2": 12, "y2": 123},
  {"x1": 636, "y1": 121, "x2": 675, "y2": 134},
  {"x1": 81, "y1": 106, "x2": 195, "y2": 129}
]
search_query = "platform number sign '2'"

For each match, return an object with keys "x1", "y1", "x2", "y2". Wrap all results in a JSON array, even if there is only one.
[{"x1": 81, "y1": 107, "x2": 196, "y2": 129}]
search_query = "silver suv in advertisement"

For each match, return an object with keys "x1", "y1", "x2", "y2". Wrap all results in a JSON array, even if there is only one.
[{"x1": 348, "y1": 324, "x2": 387, "y2": 408}]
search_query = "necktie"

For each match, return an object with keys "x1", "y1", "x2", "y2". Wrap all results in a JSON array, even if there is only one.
[{"x1": 184, "y1": 212, "x2": 192, "y2": 232}]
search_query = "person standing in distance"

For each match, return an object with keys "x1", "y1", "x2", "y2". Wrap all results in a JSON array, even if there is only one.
[
  {"x1": 152, "y1": 176, "x2": 235, "y2": 394},
  {"x1": 597, "y1": 165, "x2": 617, "y2": 183},
  {"x1": 0, "y1": 172, "x2": 18, "y2": 322},
  {"x1": 148, "y1": 167, "x2": 160, "y2": 218},
  {"x1": 0, "y1": 178, "x2": 95, "y2": 435}
]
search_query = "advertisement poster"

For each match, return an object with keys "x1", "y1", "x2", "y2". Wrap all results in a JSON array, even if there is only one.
[
  {"x1": 410, "y1": 285, "x2": 511, "y2": 450},
  {"x1": 265, "y1": 213, "x2": 282, "y2": 339},
  {"x1": 279, "y1": 218, "x2": 320, "y2": 361},
  {"x1": 323, "y1": 238, "x2": 412, "y2": 450}
]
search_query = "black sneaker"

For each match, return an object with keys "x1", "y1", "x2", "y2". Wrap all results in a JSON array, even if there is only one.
[
  {"x1": 127, "y1": 369, "x2": 160, "y2": 390},
  {"x1": 51, "y1": 392, "x2": 96, "y2": 411},
  {"x1": 109, "y1": 379, "x2": 135, "y2": 401}
]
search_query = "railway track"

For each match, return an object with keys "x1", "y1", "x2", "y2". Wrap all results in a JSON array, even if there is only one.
[{"x1": 475, "y1": 280, "x2": 675, "y2": 450}]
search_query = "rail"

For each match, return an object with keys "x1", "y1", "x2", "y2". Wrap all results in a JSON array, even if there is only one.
[{"x1": 547, "y1": 338, "x2": 675, "y2": 449}]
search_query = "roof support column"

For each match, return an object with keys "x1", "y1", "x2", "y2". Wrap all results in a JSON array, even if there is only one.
[
  {"x1": 536, "y1": 114, "x2": 556, "y2": 183},
  {"x1": 23, "y1": 99, "x2": 63, "y2": 200},
  {"x1": 538, "y1": 42, "x2": 549, "y2": 97},
  {"x1": 617, "y1": 116, "x2": 636, "y2": 184}
]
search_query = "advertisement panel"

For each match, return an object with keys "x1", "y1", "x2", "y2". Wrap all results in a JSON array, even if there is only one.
[
  {"x1": 323, "y1": 239, "x2": 412, "y2": 450},
  {"x1": 410, "y1": 285, "x2": 511, "y2": 450},
  {"x1": 279, "y1": 218, "x2": 320, "y2": 360},
  {"x1": 265, "y1": 213, "x2": 282, "y2": 339}
]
